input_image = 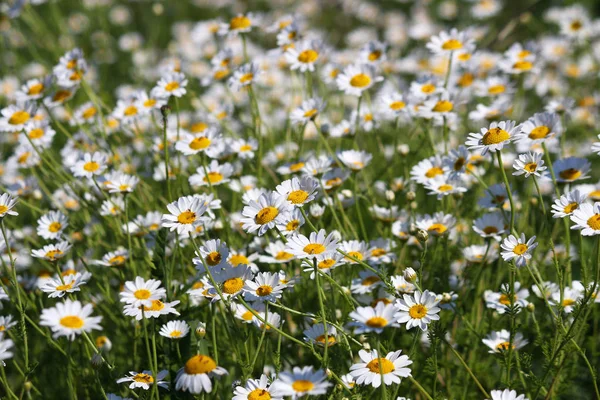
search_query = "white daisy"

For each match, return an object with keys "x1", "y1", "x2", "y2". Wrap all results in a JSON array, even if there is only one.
[
  {"x1": 466, "y1": 120, "x2": 518, "y2": 155},
  {"x1": 570, "y1": 202, "x2": 600, "y2": 236},
  {"x1": 394, "y1": 290, "x2": 441, "y2": 331},
  {"x1": 482, "y1": 330, "x2": 529, "y2": 353},
  {"x1": 241, "y1": 192, "x2": 292, "y2": 236},
  {"x1": 116, "y1": 370, "x2": 169, "y2": 390},
  {"x1": 275, "y1": 176, "x2": 319, "y2": 207},
  {"x1": 349, "y1": 349, "x2": 412, "y2": 387},
  {"x1": 336, "y1": 64, "x2": 383, "y2": 97},
  {"x1": 500, "y1": 234, "x2": 538, "y2": 267},
  {"x1": 0, "y1": 193, "x2": 18, "y2": 218},
  {"x1": 175, "y1": 354, "x2": 228, "y2": 394},
  {"x1": 154, "y1": 71, "x2": 187, "y2": 98},
  {"x1": 37, "y1": 210, "x2": 68, "y2": 240},
  {"x1": 286, "y1": 229, "x2": 339, "y2": 259},
  {"x1": 233, "y1": 374, "x2": 282, "y2": 400},
  {"x1": 40, "y1": 299, "x2": 102, "y2": 340},
  {"x1": 71, "y1": 152, "x2": 108, "y2": 179},
  {"x1": 119, "y1": 277, "x2": 166, "y2": 308},
  {"x1": 159, "y1": 320, "x2": 190, "y2": 339},
  {"x1": 512, "y1": 152, "x2": 547, "y2": 178},
  {"x1": 348, "y1": 302, "x2": 398, "y2": 334},
  {"x1": 270, "y1": 366, "x2": 331, "y2": 398},
  {"x1": 162, "y1": 195, "x2": 209, "y2": 236},
  {"x1": 551, "y1": 189, "x2": 587, "y2": 219}
]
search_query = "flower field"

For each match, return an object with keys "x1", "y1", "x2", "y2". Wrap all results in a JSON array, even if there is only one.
[{"x1": 1, "y1": 0, "x2": 600, "y2": 399}]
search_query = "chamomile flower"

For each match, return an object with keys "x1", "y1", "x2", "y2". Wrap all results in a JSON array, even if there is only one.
[
  {"x1": 243, "y1": 272, "x2": 287, "y2": 303},
  {"x1": 350, "y1": 349, "x2": 412, "y2": 388},
  {"x1": 123, "y1": 299, "x2": 180, "y2": 320},
  {"x1": 303, "y1": 323, "x2": 337, "y2": 347},
  {"x1": 551, "y1": 189, "x2": 586, "y2": 218},
  {"x1": 379, "y1": 92, "x2": 408, "y2": 119},
  {"x1": 0, "y1": 337, "x2": 14, "y2": 366},
  {"x1": 189, "y1": 160, "x2": 234, "y2": 187},
  {"x1": 159, "y1": 320, "x2": 190, "y2": 339},
  {"x1": 259, "y1": 241, "x2": 295, "y2": 264},
  {"x1": 482, "y1": 330, "x2": 529, "y2": 353},
  {"x1": 394, "y1": 290, "x2": 441, "y2": 331},
  {"x1": 40, "y1": 299, "x2": 102, "y2": 340},
  {"x1": 95, "y1": 249, "x2": 129, "y2": 267},
  {"x1": 348, "y1": 302, "x2": 399, "y2": 334},
  {"x1": 106, "y1": 173, "x2": 139, "y2": 194},
  {"x1": 71, "y1": 152, "x2": 108, "y2": 179},
  {"x1": 337, "y1": 149, "x2": 372, "y2": 171},
  {"x1": 0, "y1": 316, "x2": 17, "y2": 333},
  {"x1": 501, "y1": 234, "x2": 538, "y2": 267},
  {"x1": 552, "y1": 157, "x2": 591, "y2": 183},
  {"x1": 23, "y1": 119, "x2": 56, "y2": 148},
  {"x1": 175, "y1": 354, "x2": 228, "y2": 394},
  {"x1": 231, "y1": 138, "x2": 258, "y2": 159},
  {"x1": 117, "y1": 370, "x2": 169, "y2": 390},
  {"x1": 484, "y1": 282, "x2": 530, "y2": 314},
  {"x1": 233, "y1": 374, "x2": 282, "y2": 400},
  {"x1": 37, "y1": 211, "x2": 68, "y2": 240},
  {"x1": 31, "y1": 241, "x2": 72, "y2": 261},
  {"x1": 570, "y1": 202, "x2": 600, "y2": 236},
  {"x1": 241, "y1": 192, "x2": 292, "y2": 236},
  {"x1": 351, "y1": 270, "x2": 383, "y2": 294},
  {"x1": 162, "y1": 195, "x2": 209, "y2": 236},
  {"x1": 41, "y1": 272, "x2": 89, "y2": 298},
  {"x1": 360, "y1": 40, "x2": 388, "y2": 64},
  {"x1": 515, "y1": 112, "x2": 562, "y2": 143},
  {"x1": 473, "y1": 213, "x2": 506, "y2": 240},
  {"x1": 175, "y1": 128, "x2": 222, "y2": 157},
  {"x1": 285, "y1": 40, "x2": 323, "y2": 72},
  {"x1": 466, "y1": 120, "x2": 518, "y2": 155},
  {"x1": 410, "y1": 155, "x2": 444, "y2": 184},
  {"x1": 0, "y1": 193, "x2": 18, "y2": 218},
  {"x1": 270, "y1": 366, "x2": 331, "y2": 398},
  {"x1": 512, "y1": 152, "x2": 546, "y2": 178},
  {"x1": 219, "y1": 13, "x2": 256, "y2": 36},
  {"x1": 276, "y1": 208, "x2": 305, "y2": 236},
  {"x1": 275, "y1": 176, "x2": 319, "y2": 207},
  {"x1": 426, "y1": 29, "x2": 473, "y2": 54},
  {"x1": 211, "y1": 265, "x2": 254, "y2": 300},
  {"x1": 120, "y1": 277, "x2": 166, "y2": 308},
  {"x1": 154, "y1": 72, "x2": 187, "y2": 98},
  {"x1": 550, "y1": 285, "x2": 583, "y2": 313},
  {"x1": 229, "y1": 63, "x2": 261, "y2": 91},
  {"x1": 423, "y1": 175, "x2": 467, "y2": 199},
  {"x1": 336, "y1": 64, "x2": 383, "y2": 97},
  {"x1": 415, "y1": 212, "x2": 456, "y2": 237},
  {"x1": 487, "y1": 389, "x2": 528, "y2": 400},
  {"x1": 290, "y1": 97, "x2": 326, "y2": 125},
  {"x1": 286, "y1": 229, "x2": 339, "y2": 258},
  {"x1": 0, "y1": 102, "x2": 36, "y2": 132},
  {"x1": 193, "y1": 239, "x2": 229, "y2": 272}
]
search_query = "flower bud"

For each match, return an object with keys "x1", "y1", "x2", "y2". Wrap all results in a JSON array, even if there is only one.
[
  {"x1": 404, "y1": 267, "x2": 417, "y2": 282},
  {"x1": 526, "y1": 303, "x2": 535, "y2": 312},
  {"x1": 385, "y1": 190, "x2": 395, "y2": 202},
  {"x1": 95, "y1": 335, "x2": 112, "y2": 352},
  {"x1": 416, "y1": 228, "x2": 429, "y2": 243},
  {"x1": 195, "y1": 322, "x2": 207, "y2": 338},
  {"x1": 341, "y1": 189, "x2": 353, "y2": 199},
  {"x1": 397, "y1": 144, "x2": 410, "y2": 155},
  {"x1": 310, "y1": 203, "x2": 325, "y2": 218},
  {"x1": 406, "y1": 191, "x2": 416, "y2": 201}
]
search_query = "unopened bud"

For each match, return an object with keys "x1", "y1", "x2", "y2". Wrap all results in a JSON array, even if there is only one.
[
  {"x1": 326, "y1": 368, "x2": 333, "y2": 378},
  {"x1": 416, "y1": 228, "x2": 429, "y2": 243},
  {"x1": 526, "y1": 303, "x2": 535, "y2": 312},
  {"x1": 385, "y1": 190, "x2": 395, "y2": 202},
  {"x1": 406, "y1": 191, "x2": 416, "y2": 201},
  {"x1": 310, "y1": 203, "x2": 325, "y2": 218},
  {"x1": 397, "y1": 144, "x2": 410, "y2": 155},
  {"x1": 160, "y1": 105, "x2": 171, "y2": 118},
  {"x1": 404, "y1": 267, "x2": 417, "y2": 282},
  {"x1": 24, "y1": 381, "x2": 32, "y2": 392},
  {"x1": 530, "y1": 197, "x2": 538, "y2": 206},
  {"x1": 341, "y1": 189, "x2": 353, "y2": 199},
  {"x1": 195, "y1": 322, "x2": 207, "y2": 338}
]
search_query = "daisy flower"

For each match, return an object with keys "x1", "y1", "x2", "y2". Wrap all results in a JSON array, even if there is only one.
[
  {"x1": 276, "y1": 176, "x2": 319, "y2": 207},
  {"x1": 484, "y1": 282, "x2": 530, "y2": 314},
  {"x1": 394, "y1": 290, "x2": 441, "y2": 331},
  {"x1": 512, "y1": 152, "x2": 546, "y2": 178},
  {"x1": 487, "y1": 389, "x2": 528, "y2": 400},
  {"x1": 552, "y1": 157, "x2": 591, "y2": 183},
  {"x1": 0, "y1": 102, "x2": 36, "y2": 132},
  {"x1": 117, "y1": 370, "x2": 169, "y2": 390},
  {"x1": 234, "y1": 374, "x2": 282, "y2": 400},
  {"x1": 159, "y1": 320, "x2": 190, "y2": 339},
  {"x1": 37, "y1": 210, "x2": 68, "y2": 240},
  {"x1": 243, "y1": 272, "x2": 287, "y2": 303},
  {"x1": 71, "y1": 152, "x2": 108, "y2": 179},
  {"x1": 349, "y1": 349, "x2": 412, "y2": 387},
  {"x1": 423, "y1": 175, "x2": 468, "y2": 199},
  {"x1": 270, "y1": 366, "x2": 331, "y2": 398},
  {"x1": 500, "y1": 234, "x2": 538, "y2": 267},
  {"x1": 123, "y1": 299, "x2": 180, "y2": 321},
  {"x1": 16, "y1": 76, "x2": 52, "y2": 101},
  {"x1": 154, "y1": 72, "x2": 187, "y2": 98},
  {"x1": 515, "y1": 112, "x2": 562, "y2": 143},
  {"x1": 426, "y1": 28, "x2": 473, "y2": 54},
  {"x1": 550, "y1": 285, "x2": 583, "y2": 313},
  {"x1": 348, "y1": 302, "x2": 398, "y2": 334},
  {"x1": 473, "y1": 213, "x2": 506, "y2": 241},
  {"x1": 119, "y1": 277, "x2": 166, "y2": 308},
  {"x1": 219, "y1": 13, "x2": 256, "y2": 36},
  {"x1": 286, "y1": 229, "x2": 339, "y2": 258},
  {"x1": 0, "y1": 193, "x2": 18, "y2": 218},
  {"x1": 175, "y1": 354, "x2": 228, "y2": 394},
  {"x1": 466, "y1": 120, "x2": 518, "y2": 155},
  {"x1": 551, "y1": 189, "x2": 587, "y2": 219},
  {"x1": 229, "y1": 63, "x2": 261, "y2": 92},
  {"x1": 31, "y1": 241, "x2": 72, "y2": 261},
  {"x1": 0, "y1": 315, "x2": 17, "y2": 333},
  {"x1": 360, "y1": 40, "x2": 387, "y2": 64},
  {"x1": 211, "y1": 265, "x2": 255, "y2": 300},
  {"x1": 175, "y1": 127, "x2": 222, "y2": 157},
  {"x1": 193, "y1": 239, "x2": 229, "y2": 272},
  {"x1": 379, "y1": 92, "x2": 407, "y2": 119},
  {"x1": 276, "y1": 208, "x2": 305, "y2": 236},
  {"x1": 40, "y1": 272, "x2": 89, "y2": 298},
  {"x1": 336, "y1": 64, "x2": 383, "y2": 97},
  {"x1": 162, "y1": 195, "x2": 208, "y2": 236},
  {"x1": 482, "y1": 330, "x2": 529, "y2": 353},
  {"x1": 570, "y1": 202, "x2": 600, "y2": 236},
  {"x1": 410, "y1": 155, "x2": 444, "y2": 184},
  {"x1": 231, "y1": 138, "x2": 258, "y2": 159},
  {"x1": 0, "y1": 336, "x2": 14, "y2": 366},
  {"x1": 303, "y1": 323, "x2": 337, "y2": 347},
  {"x1": 290, "y1": 97, "x2": 326, "y2": 125},
  {"x1": 285, "y1": 40, "x2": 323, "y2": 72},
  {"x1": 40, "y1": 299, "x2": 102, "y2": 340},
  {"x1": 241, "y1": 192, "x2": 292, "y2": 236},
  {"x1": 415, "y1": 212, "x2": 456, "y2": 237},
  {"x1": 106, "y1": 173, "x2": 139, "y2": 194},
  {"x1": 189, "y1": 160, "x2": 234, "y2": 188},
  {"x1": 24, "y1": 119, "x2": 56, "y2": 148},
  {"x1": 351, "y1": 270, "x2": 383, "y2": 294},
  {"x1": 337, "y1": 149, "x2": 372, "y2": 171}
]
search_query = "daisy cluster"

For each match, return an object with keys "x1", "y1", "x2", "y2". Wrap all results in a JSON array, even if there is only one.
[{"x1": 0, "y1": 0, "x2": 600, "y2": 399}]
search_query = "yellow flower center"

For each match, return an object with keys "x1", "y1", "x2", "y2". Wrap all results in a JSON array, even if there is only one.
[
  {"x1": 83, "y1": 161, "x2": 100, "y2": 172},
  {"x1": 286, "y1": 220, "x2": 300, "y2": 231},
  {"x1": 230, "y1": 15, "x2": 251, "y2": 30},
  {"x1": 133, "y1": 373, "x2": 154, "y2": 383},
  {"x1": 134, "y1": 289, "x2": 151, "y2": 300},
  {"x1": 559, "y1": 168, "x2": 581, "y2": 181},
  {"x1": 289, "y1": 162, "x2": 305, "y2": 172},
  {"x1": 570, "y1": 20, "x2": 582, "y2": 31},
  {"x1": 303, "y1": 108, "x2": 318, "y2": 118},
  {"x1": 513, "y1": 60, "x2": 533, "y2": 71},
  {"x1": 256, "y1": 285, "x2": 273, "y2": 297},
  {"x1": 524, "y1": 163, "x2": 537, "y2": 172},
  {"x1": 529, "y1": 125, "x2": 549, "y2": 140},
  {"x1": 82, "y1": 107, "x2": 97, "y2": 119},
  {"x1": 9, "y1": 111, "x2": 30, "y2": 125},
  {"x1": 488, "y1": 84, "x2": 505, "y2": 95},
  {"x1": 562, "y1": 299, "x2": 576, "y2": 307},
  {"x1": 203, "y1": 172, "x2": 224, "y2": 184},
  {"x1": 45, "y1": 250, "x2": 63, "y2": 260},
  {"x1": 425, "y1": 166, "x2": 444, "y2": 178},
  {"x1": 587, "y1": 214, "x2": 600, "y2": 230},
  {"x1": 177, "y1": 210, "x2": 196, "y2": 224},
  {"x1": 390, "y1": 101, "x2": 406, "y2": 110},
  {"x1": 366, "y1": 316, "x2": 388, "y2": 328},
  {"x1": 409, "y1": 304, "x2": 428, "y2": 319},
  {"x1": 242, "y1": 310, "x2": 254, "y2": 321},
  {"x1": 29, "y1": 128, "x2": 44, "y2": 139},
  {"x1": 368, "y1": 50, "x2": 382, "y2": 61},
  {"x1": 0, "y1": 205, "x2": 8, "y2": 214},
  {"x1": 239, "y1": 144, "x2": 253, "y2": 152},
  {"x1": 124, "y1": 105, "x2": 138, "y2": 116},
  {"x1": 482, "y1": 127, "x2": 510, "y2": 145},
  {"x1": 499, "y1": 294, "x2": 516, "y2": 305},
  {"x1": 255, "y1": 207, "x2": 279, "y2": 224},
  {"x1": 303, "y1": 243, "x2": 326, "y2": 255},
  {"x1": 318, "y1": 259, "x2": 336, "y2": 269},
  {"x1": 421, "y1": 83, "x2": 436, "y2": 93},
  {"x1": 298, "y1": 49, "x2": 319, "y2": 63},
  {"x1": 292, "y1": 380, "x2": 314, "y2": 393},
  {"x1": 170, "y1": 330, "x2": 182, "y2": 338},
  {"x1": 288, "y1": 190, "x2": 309, "y2": 204},
  {"x1": 28, "y1": 83, "x2": 44, "y2": 95},
  {"x1": 366, "y1": 357, "x2": 395, "y2": 374},
  {"x1": 48, "y1": 222, "x2": 62, "y2": 233},
  {"x1": 275, "y1": 251, "x2": 294, "y2": 261},
  {"x1": 563, "y1": 202, "x2": 579, "y2": 214},
  {"x1": 143, "y1": 99, "x2": 156, "y2": 108},
  {"x1": 165, "y1": 81, "x2": 179, "y2": 92},
  {"x1": 496, "y1": 341, "x2": 513, "y2": 351},
  {"x1": 184, "y1": 355, "x2": 217, "y2": 374},
  {"x1": 513, "y1": 243, "x2": 528, "y2": 255},
  {"x1": 189, "y1": 137, "x2": 211, "y2": 150},
  {"x1": 223, "y1": 277, "x2": 244, "y2": 294},
  {"x1": 442, "y1": 39, "x2": 463, "y2": 50},
  {"x1": 248, "y1": 389, "x2": 272, "y2": 400},
  {"x1": 239, "y1": 73, "x2": 254, "y2": 84},
  {"x1": 428, "y1": 223, "x2": 447, "y2": 234},
  {"x1": 229, "y1": 254, "x2": 249, "y2": 266},
  {"x1": 438, "y1": 184, "x2": 454, "y2": 192},
  {"x1": 59, "y1": 315, "x2": 84, "y2": 329},
  {"x1": 109, "y1": 255, "x2": 126, "y2": 266},
  {"x1": 56, "y1": 282, "x2": 74, "y2": 291},
  {"x1": 362, "y1": 276, "x2": 381, "y2": 286},
  {"x1": 349, "y1": 73, "x2": 371, "y2": 88},
  {"x1": 432, "y1": 100, "x2": 453, "y2": 113},
  {"x1": 483, "y1": 226, "x2": 498, "y2": 234},
  {"x1": 206, "y1": 251, "x2": 222, "y2": 266},
  {"x1": 458, "y1": 72, "x2": 474, "y2": 87},
  {"x1": 345, "y1": 251, "x2": 363, "y2": 261}
]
